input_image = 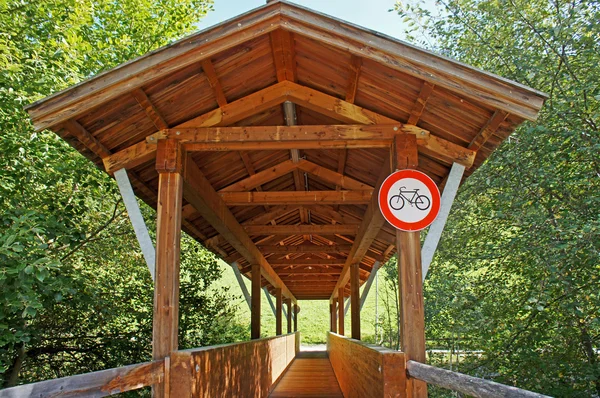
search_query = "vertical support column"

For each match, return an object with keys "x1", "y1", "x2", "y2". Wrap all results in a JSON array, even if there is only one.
[
  {"x1": 338, "y1": 288, "x2": 345, "y2": 336},
  {"x1": 350, "y1": 262, "x2": 361, "y2": 340},
  {"x1": 293, "y1": 304, "x2": 298, "y2": 332},
  {"x1": 275, "y1": 288, "x2": 283, "y2": 336},
  {"x1": 251, "y1": 263, "x2": 261, "y2": 340},
  {"x1": 394, "y1": 134, "x2": 427, "y2": 397},
  {"x1": 331, "y1": 301, "x2": 338, "y2": 333},
  {"x1": 286, "y1": 298, "x2": 292, "y2": 334},
  {"x1": 153, "y1": 139, "x2": 183, "y2": 397}
]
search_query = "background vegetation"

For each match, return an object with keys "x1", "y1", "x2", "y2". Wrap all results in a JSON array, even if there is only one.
[{"x1": 0, "y1": 0, "x2": 598, "y2": 396}]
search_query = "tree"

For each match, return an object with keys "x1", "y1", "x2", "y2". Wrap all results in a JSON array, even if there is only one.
[
  {"x1": 0, "y1": 0, "x2": 248, "y2": 388},
  {"x1": 393, "y1": 0, "x2": 600, "y2": 395}
]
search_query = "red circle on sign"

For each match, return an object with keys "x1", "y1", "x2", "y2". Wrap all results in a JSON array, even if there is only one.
[{"x1": 378, "y1": 169, "x2": 441, "y2": 231}]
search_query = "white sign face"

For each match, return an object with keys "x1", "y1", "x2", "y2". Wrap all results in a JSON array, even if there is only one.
[
  {"x1": 386, "y1": 177, "x2": 433, "y2": 224},
  {"x1": 378, "y1": 169, "x2": 441, "y2": 231}
]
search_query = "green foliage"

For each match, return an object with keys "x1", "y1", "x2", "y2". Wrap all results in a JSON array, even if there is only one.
[
  {"x1": 0, "y1": 0, "x2": 250, "y2": 389},
  {"x1": 391, "y1": 0, "x2": 600, "y2": 395}
]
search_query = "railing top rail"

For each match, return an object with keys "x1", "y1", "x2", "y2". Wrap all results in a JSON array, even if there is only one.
[
  {"x1": 406, "y1": 360, "x2": 552, "y2": 398},
  {"x1": 176, "y1": 331, "x2": 299, "y2": 354}
]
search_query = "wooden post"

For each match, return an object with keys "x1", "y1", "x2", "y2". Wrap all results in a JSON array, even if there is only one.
[
  {"x1": 293, "y1": 304, "x2": 298, "y2": 332},
  {"x1": 251, "y1": 263, "x2": 261, "y2": 340},
  {"x1": 275, "y1": 288, "x2": 283, "y2": 336},
  {"x1": 153, "y1": 139, "x2": 183, "y2": 398},
  {"x1": 394, "y1": 134, "x2": 427, "y2": 397},
  {"x1": 331, "y1": 301, "x2": 338, "y2": 333},
  {"x1": 338, "y1": 288, "x2": 345, "y2": 336},
  {"x1": 350, "y1": 262, "x2": 360, "y2": 340},
  {"x1": 286, "y1": 298, "x2": 292, "y2": 334}
]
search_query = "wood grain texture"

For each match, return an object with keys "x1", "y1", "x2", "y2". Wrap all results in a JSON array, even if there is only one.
[
  {"x1": 252, "y1": 263, "x2": 262, "y2": 339},
  {"x1": 170, "y1": 332, "x2": 299, "y2": 398},
  {"x1": 350, "y1": 262, "x2": 360, "y2": 340},
  {"x1": 398, "y1": 231, "x2": 427, "y2": 398},
  {"x1": 276, "y1": 288, "x2": 283, "y2": 335},
  {"x1": 327, "y1": 332, "x2": 406, "y2": 397},
  {"x1": 338, "y1": 288, "x2": 344, "y2": 336},
  {"x1": 270, "y1": 351, "x2": 343, "y2": 398},
  {"x1": 0, "y1": 361, "x2": 163, "y2": 398}
]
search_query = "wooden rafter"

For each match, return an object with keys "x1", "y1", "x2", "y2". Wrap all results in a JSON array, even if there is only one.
[
  {"x1": 201, "y1": 59, "x2": 228, "y2": 107},
  {"x1": 270, "y1": 259, "x2": 345, "y2": 266},
  {"x1": 131, "y1": 89, "x2": 169, "y2": 130},
  {"x1": 330, "y1": 159, "x2": 390, "y2": 299},
  {"x1": 220, "y1": 190, "x2": 372, "y2": 206},
  {"x1": 407, "y1": 82, "x2": 435, "y2": 125},
  {"x1": 182, "y1": 155, "x2": 296, "y2": 302},
  {"x1": 245, "y1": 224, "x2": 358, "y2": 236},
  {"x1": 219, "y1": 159, "x2": 297, "y2": 192},
  {"x1": 270, "y1": 29, "x2": 297, "y2": 82},
  {"x1": 345, "y1": 55, "x2": 362, "y2": 104},
  {"x1": 468, "y1": 110, "x2": 509, "y2": 151},
  {"x1": 257, "y1": 245, "x2": 353, "y2": 254}
]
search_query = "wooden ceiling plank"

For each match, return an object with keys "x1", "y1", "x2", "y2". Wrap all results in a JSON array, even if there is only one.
[
  {"x1": 201, "y1": 59, "x2": 228, "y2": 107},
  {"x1": 64, "y1": 119, "x2": 112, "y2": 158},
  {"x1": 271, "y1": 259, "x2": 345, "y2": 266},
  {"x1": 270, "y1": 29, "x2": 297, "y2": 82},
  {"x1": 345, "y1": 55, "x2": 362, "y2": 104},
  {"x1": 26, "y1": 6, "x2": 282, "y2": 131},
  {"x1": 296, "y1": 159, "x2": 372, "y2": 190},
  {"x1": 468, "y1": 110, "x2": 509, "y2": 151},
  {"x1": 330, "y1": 159, "x2": 391, "y2": 299},
  {"x1": 245, "y1": 224, "x2": 358, "y2": 236},
  {"x1": 257, "y1": 244, "x2": 353, "y2": 254},
  {"x1": 221, "y1": 190, "x2": 372, "y2": 206},
  {"x1": 183, "y1": 155, "x2": 296, "y2": 302},
  {"x1": 219, "y1": 159, "x2": 298, "y2": 192},
  {"x1": 103, "y1": 81, "x2": 292, "y2": 173},
  {"x1": 279, "y1": 6, "x2": 546, "y2": 121},
  {"x1": 131, "y1": 89, "x2": 170, "y2": 130},
  {"x1": 407, "y1": 82, "x2": 435, "y2": 125}
]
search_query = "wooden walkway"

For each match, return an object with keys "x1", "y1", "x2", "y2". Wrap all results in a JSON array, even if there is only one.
[{"x1": 270, "y1": 351, "x2": 343, "y2": 398}]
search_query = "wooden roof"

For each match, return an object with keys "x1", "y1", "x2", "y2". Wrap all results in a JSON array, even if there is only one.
[{"x1": 25, "y1": 1, "x2": 546, "y2": 301}]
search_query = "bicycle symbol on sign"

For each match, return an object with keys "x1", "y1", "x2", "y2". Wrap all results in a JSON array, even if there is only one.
[{"x1": 389, "y1": 186, "x2": 431, "y2": 211}]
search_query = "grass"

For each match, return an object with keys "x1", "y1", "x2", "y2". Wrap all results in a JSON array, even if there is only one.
[{"x1": 212, "y1": 259, "x2": 398, "y2": 345}]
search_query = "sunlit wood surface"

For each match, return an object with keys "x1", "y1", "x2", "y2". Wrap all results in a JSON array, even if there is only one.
[{"x1": 270, "y1": 351, "x2": 343, "y2": 398}]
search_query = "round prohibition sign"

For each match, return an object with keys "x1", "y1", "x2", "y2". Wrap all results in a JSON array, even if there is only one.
[{"x1": 378, "y1": 169, "x2": 441, "y2": 231}]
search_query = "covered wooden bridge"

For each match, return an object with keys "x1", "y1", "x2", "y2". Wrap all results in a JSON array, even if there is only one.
[{"x1": 4, "y1": 1, "x2": 549, "y2": 397}]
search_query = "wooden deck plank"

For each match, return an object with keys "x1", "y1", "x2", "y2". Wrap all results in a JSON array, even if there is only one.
[{"x1": 270, "y1": 352, "x2": 343, "y2": 398}]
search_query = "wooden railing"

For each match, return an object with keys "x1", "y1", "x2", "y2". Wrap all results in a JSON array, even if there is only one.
[
  {"x1": 327, "y1": 332, "x2": 551, "y2": 398},
  {"x1": 0, "y1": 332, "x2": 299, "y2": 398},
  {"x1": 170, "y1": 332, "x2": 299, "y2": 397},
  {"x1": 327, "y1": 332, "x2": 406, "y2": 397},
  {"x1": 406, "y1": 360, "x2": 551, "y2": 398},
  {"x1": 0, "y1": 360, "x2": 164, "y2": 398}
]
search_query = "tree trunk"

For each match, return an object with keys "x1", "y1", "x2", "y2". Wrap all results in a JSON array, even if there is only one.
[{"x1": 5, "y1": 342, "x2": 26, "y2": 387}]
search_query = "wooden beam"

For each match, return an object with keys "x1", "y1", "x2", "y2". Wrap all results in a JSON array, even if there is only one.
[
  {"x1": 276, "y1": 266, "x2": 343, "y2": 275},
  {"x1": 0, "y1": 360, "x2": 164, "y2": 398},
  {"x1": 468, "y1": 110, "x2": 509, "y2": 151},
  {"x1": 64, "y1": 119, "x2": 111, "y2": 158},
  {"x1": 293, "y1": 304, "x2": 298, "y2": 332},
  {"x1": 330, "y1": 159, "x2": 390, "y2": 299},
  {"x1": 243, "y1": 205, "x2": 300, "y2": 226},
  {"x1": 345, "y1": 55, "x2": 362, "y2": 104},
  {"x1": 219, "y1": 159, "x2": 298, "y2": 192},
  {"x1": 296, "y1": 160, "x2": 372, "y2": 190},
  {"x1": 331, "y1": 301, "x2": 337, "y2": 333},
  {"x1": 245, "y1": 224, "x2": 359, "y2": 236},
  {"x1": 221, "y1": 191, "x2": 372, "y2": 206},
  {"x1": 26, "y1": 5, "x2": 282, "y2": 131},
  {"x1": 351, "y1": 262, "x2": 360, "y2": 340},
  {"x1": 275, "y1": 288, "x2": 283, "y2": 335},
  {"x1": 257, "y1": 244, "x2": 353, "y2": 253},
  {"x1": 251, "y1": 263, "x2": 261, "y2": 339},
  {"x1": 201, "y1": 59, "x2": 228, "y2": 107},
  {"x1": 153, "y1": 140, "x2": 183, "y2": 397},
  {"x1": 338, "y1": 288, "x2": 345, "y2": 336},
  {"x1": 103, "y1": 81, "x2": 292, "y2": 173},
  {"x1": 278, "y1": 6, "x2": 545, "y2": 121},
  {"x1": 286, "y1": 298, "x2": 292, "y2": 333},
  {"x1": 270, "y1": 29, "x2": 297, "y2": 82},
  {"x1": 182, "y1": 155, "x2": 296, "y2": 302},
  {"x1": 270, "y1": 259, "x2": 345, "y2": 266},
  {"x1": 131, "y1": 88, "x2": 169, "y2": 130},
  {"x1": 359, "y1": 261, "x2": 380, "y2": 310},
  {"x1": 407, "y1": 82, "x2": 435, "y2": 125}
]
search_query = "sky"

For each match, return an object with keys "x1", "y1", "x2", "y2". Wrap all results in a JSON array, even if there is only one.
[{"x1": 197, "y1": 0, "x2": 435, "y2": 40}]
